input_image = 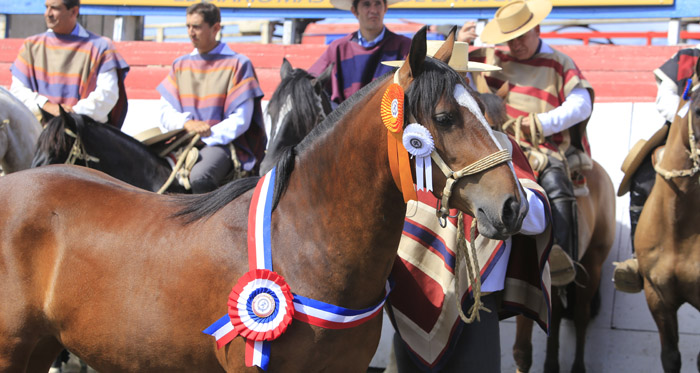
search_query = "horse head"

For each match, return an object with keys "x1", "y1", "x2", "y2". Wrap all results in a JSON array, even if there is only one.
[
  {"x1": 260, "y1": 58, "x2": 333, "y2": 174},
  {"x1": 395, "y1": 27, "x2": 526, "y2": 239},
  {"x1": 32, "y1": 105, "x2": 81, "y2": 167}
]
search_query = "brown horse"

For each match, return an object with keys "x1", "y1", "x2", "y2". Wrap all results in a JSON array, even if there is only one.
[
  {"x1": 479, "y1": 98, "x2": 617, "y2": 371},
  {"x1": 512, "y1": 158, "x2": 616, "y2": 373},
  {"x1": 0, "y1": 28, "x2": 527, "y2": 372},
  {"x1": 634, "y1": 60, "x2": 700, "y2": 373}
]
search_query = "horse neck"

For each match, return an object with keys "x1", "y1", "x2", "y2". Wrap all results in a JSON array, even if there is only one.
[
  {"x1": 80, "y1": 125, "x2": 174, "y2": 192},
  {"x1": 0, "y1": 105, "x2": 41, "y2": 173},
  {"x1": 275, "y1": 81, "x2": 407, "y2": 307}
]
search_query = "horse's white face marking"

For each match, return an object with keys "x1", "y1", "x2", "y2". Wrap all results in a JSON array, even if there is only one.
[
  {"x1": 453, "y1": 84, "x2": 523, "y2": 203},
  {"x1": 453, "y1": 84, "x2": 502, "y2": 151},
  {"x1": 271, "y1": 95, "x2": 293, "y2": 141}
]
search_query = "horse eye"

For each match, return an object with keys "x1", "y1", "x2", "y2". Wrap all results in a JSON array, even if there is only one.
[{"x1": 434, "y1": 112, "x2": 455, "y2": 128}]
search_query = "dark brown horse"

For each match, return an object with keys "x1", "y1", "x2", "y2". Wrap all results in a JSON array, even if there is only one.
[
  {"x1": 478, "y1": 87, "x2": 616, "y2": 373},
  {"x1": 635, "y1": 60, "x2": 700, "y2": 373},
  {"x1": 0, "y1": 28, "x2": 527, "y2": 372}
]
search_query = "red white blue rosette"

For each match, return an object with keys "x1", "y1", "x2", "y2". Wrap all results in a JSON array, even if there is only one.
[{"x1": 228, "y1": 268, "x2": 294, "y2": 341}]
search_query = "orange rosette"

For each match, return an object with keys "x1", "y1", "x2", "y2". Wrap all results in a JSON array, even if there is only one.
[{"x1": 381, "y1": 83, "x2": 405, "y2": 133}]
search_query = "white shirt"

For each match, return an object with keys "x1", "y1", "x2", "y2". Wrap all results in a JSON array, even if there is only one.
[
  {"x1": 535, "y1": 43, "x2": 593, "y2": 137},
  {"x1": 10, "y1": 23, "x2": 119, "y2": 123},
  {"x1": 655, "y1": 77, "x2": 680, "y2": 123},
  {"x1": 481, "y1": 187, "x2": 547, "y2": 292},
  {"x1": 158, "y1": 45, "x2": 253, "y2": 147}
]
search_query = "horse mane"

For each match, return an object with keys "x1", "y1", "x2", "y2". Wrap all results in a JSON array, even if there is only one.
[
  {"x1": 32, "y1": 113, "x2": 164, "y2": 167},
  {"x1": 170, "y1": 58, "x2": 466, "y2": 224},
  {"x1": 266, "y1": 68, "x2": 320, "y2": 141}
]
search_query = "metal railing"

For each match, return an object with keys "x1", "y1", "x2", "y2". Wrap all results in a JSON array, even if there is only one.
[{"x1": 144, "y1": 20, "x2": 281, "y2": 43}]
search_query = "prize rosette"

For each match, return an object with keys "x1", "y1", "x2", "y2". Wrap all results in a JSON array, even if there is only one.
[
  {"x1": 402, "y1": 123, "x2": 435, "y2": 157},
  {"x1": 381, "y1": 83, "x2": 405, "y2": 133},
  {"x1": 228, "y1": 269, "x2": 294, "y2": 341}
]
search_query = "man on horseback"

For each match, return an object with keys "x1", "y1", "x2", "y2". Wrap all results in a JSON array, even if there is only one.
[
  {"x1": 157, "y1": 2, "x2": 267, "y2": 193},
  {"x1": 10, "y1": 0, "x2": 129, "y2": 128},
  {"x1": 467, "y1": 0, "x2": 595, "y2": 287},
  {"x1": 307, "y1": 0, "x2": 411, "y2": 105},
  {"x1": 614, "y1": 45, "x2": 700, "y2": 293}
]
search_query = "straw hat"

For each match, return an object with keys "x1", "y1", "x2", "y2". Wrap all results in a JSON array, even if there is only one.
[
  {"x1": 382, "y1": 40, "x2": 501, "y2": 72},
  {"x1": 480, "y1": 0, "x2": 552, "y2": 45},
  {"x1": 133, "y1": 127, "x2": 186, "y2": 145},
  {"x1": 330, "y1": 0, "x2": 402, "y2": 11},
  {"x1": 617, "y1": 125, "x2": 669, "y2": 197}
]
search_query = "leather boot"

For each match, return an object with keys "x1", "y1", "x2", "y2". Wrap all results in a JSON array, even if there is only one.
[
  {"x1": 539, "y1": 157, "x2": 578, "y2": 287},
  {"x1": 548, "y1": 198, "x2": 578, "y2": 286},
  {"x1": 613, "y1": 157, "x2": 655, "y2": 293}
]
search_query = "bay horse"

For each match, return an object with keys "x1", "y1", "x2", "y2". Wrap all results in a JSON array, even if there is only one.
[
  {"x1": 634, "y1": 60, "x2": 700, "y2": 373},
  {"x1": 478, "y1": 91, "x2": 617, "y2": 373},
  {"x1": 0, "y1": 28, "x2": 527, "y2": 372},
  {"x1": 0, "y1": 86, "x2": 42, "y2": 174},
  {"x1": 260, "y1": 57, "x2": 333, "y2": 174},
  {"x1": 31, "y1": 107, "x2": 187, "y2": 193}
]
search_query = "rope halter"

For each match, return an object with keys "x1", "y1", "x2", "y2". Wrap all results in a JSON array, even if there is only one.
[
  {"x1": 432, "y1": 147, "x2": 511, "y2": 226},
  {"x1": 654, "y1": 93, "x2": 700, "y2": 180}
]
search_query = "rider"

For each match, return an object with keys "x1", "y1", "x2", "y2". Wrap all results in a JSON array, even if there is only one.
[
  {"x1": 10, "y1": 0, "x2": 129, "y2": 127},
  {"x1": 613, "y1": 45, "x2": 700, "y2": 293},
  {"x1": 381, "y1": 40, "x2": 552, "y2": 372},
  {"x1": 467, "y1": 0, "x2": 594, "y2": 287},
  {"x1": 307, "y1": 0, "x2": 411, "y2": 105},
  {"x1": 157, "y1": 2, "x2": 267, "y2": 193}
]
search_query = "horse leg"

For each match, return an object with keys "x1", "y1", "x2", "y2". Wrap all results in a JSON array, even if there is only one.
[
  {"x1": 513, "y1": 315, "x2": 533, "y2": 373},
  {"x1": 0, "y1": 333, "x2": 62, "y2": 373},
  {"x1": 544, "y1": 289, "x2": 564, "y2": 373},
  {"x1": 644, "y1": 284, "x2": 681, "y2": 373},
  {"x1": 571, "y1": 256, "x2": 603, "y2": 373}
]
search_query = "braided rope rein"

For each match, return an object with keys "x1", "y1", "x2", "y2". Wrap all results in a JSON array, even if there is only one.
[
  {"x1": 454, "y1": 212, "x2": 491, "y2": 324},
  {"x1": 653, "y1": 106, "x2": 700, "y2": 180}
]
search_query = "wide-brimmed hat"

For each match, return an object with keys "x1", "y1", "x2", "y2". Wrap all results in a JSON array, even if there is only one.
[
  {"x1": 133, "y1": 127, "x2": 186, "y2": 146},
  {"x1": 617, "y1": 125, "x2": 669, "y2": 197},
  {"x1": 330, "y1": 0, "x2": 403, "y2": 11},
  {"x1": 382, "y1": 40, "x2": 501, "y2": 72},
  {"x1": 480, "y1": 0, "x2": 552, "y2": 45}
]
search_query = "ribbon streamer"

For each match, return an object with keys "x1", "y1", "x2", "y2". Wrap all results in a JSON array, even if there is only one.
[{"x1": 403, "y1": 123, "x2": 435, "y2": 192}]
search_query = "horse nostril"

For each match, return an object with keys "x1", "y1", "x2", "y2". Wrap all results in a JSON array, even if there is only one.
[{"x1": 501, "y1": 196, "x2": 520, "y2": 230}]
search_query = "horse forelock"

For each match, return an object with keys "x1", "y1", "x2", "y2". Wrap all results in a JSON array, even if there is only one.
[{"x1": 33, "y1": 115, "x2": 73, "y2": 166}]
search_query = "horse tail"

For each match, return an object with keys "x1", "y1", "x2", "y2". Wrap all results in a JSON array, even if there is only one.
[{"x1": 561, "y1": 286, "x2": 601, "y2": 320}]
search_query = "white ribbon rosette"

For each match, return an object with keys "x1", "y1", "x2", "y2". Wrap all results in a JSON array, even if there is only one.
[{"x1": 402, "y1": 123, "x2": 435, "y2": 192}]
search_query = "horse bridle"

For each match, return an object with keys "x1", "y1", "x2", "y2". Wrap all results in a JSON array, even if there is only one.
[
  {"x1": 63, "y1": 114, "x2": 99, "y2": 166},
  {"x1": 653, "y1": 85, "x2": 700, "y2": 180}
]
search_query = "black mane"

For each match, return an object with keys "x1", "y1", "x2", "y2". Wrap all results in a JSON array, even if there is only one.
[{"x1": 171, "y1": 58, "x2": 467, "y2": 223}]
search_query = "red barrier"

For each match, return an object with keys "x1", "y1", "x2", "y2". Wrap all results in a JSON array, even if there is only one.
[{"x1": 0, "y1": 39, "x2": 686, "y2": 102}]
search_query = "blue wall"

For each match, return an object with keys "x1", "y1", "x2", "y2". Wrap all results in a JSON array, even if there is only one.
[{"x1": 1, "y1": 0, "x2": 696, "y2": 19}]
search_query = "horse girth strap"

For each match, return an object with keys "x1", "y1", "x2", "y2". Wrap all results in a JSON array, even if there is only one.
[
  {"x1": 433, "y1": 148, "x2": 511, "y2": 222},
  {"x1": 64, "y1": 128, "x2": 100, "y2": 165},
  {"x1": 653, "y1": 105, "x2": 700, "y2": 180}
]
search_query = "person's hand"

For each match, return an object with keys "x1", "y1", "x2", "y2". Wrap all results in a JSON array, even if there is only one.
[
  {"x1": 458, "y1": 21, "x2": 477, "y2": 44},
  {"x1": 42, "y1": 102, "x2": 73, "y2": 117},
  {"x1": 184, "y1": 119, "x2": 212, "y2": 137}
]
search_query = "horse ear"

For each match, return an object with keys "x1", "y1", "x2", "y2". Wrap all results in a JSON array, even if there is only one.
[
  {"x1": 496, "y1": 81, "x2": 509, "y2": 100},
  {"x1": 313, "y1": 62, "x2": 333, "y2": 89},
  {"x1": 432, "y1": 26, "x2": 457, "y2": 64},
  {"x1": 280, "y1": 57, "x2": 293, "y2": 80},
  {"x1": 38, "y1": 105, "x2": 54, "y2": 125},
  {"x1": 398, "y1": 26, "x2": 428, "y2": 83}
]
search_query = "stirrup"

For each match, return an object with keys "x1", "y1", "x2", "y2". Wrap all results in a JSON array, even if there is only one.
[
  {"x1": 549, "y1": 244, "x2": 576, "y2": 286},
  {"x1": 612, "y1": 258, "x2": 643, "y2": 293}
]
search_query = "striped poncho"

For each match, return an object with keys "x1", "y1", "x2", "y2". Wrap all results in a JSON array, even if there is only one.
[
  {"x1": 387, "y1": 138, "x2": 552, "y2": 371},
  {"x1": 308, "y1": 29, "x2": 411, "y2": 104},
  {"x1": 157, "y1": 42, "x2": 266, "y2": 172},
  {"x1": 11, "y1": 26, "x2": 130, "y2": 127},
  {"x1": 470, "y1": 44, "x2": 594, "y2": 155}
]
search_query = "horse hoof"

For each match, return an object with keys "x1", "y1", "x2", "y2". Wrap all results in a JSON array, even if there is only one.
[{"x1": 612, "y1": 258, "x2": 643, "y2": 293}]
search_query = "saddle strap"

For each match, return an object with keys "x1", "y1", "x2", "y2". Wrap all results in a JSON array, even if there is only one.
[{"x1": 157, "y1": 133, "x2": 200, "y2": 194}]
